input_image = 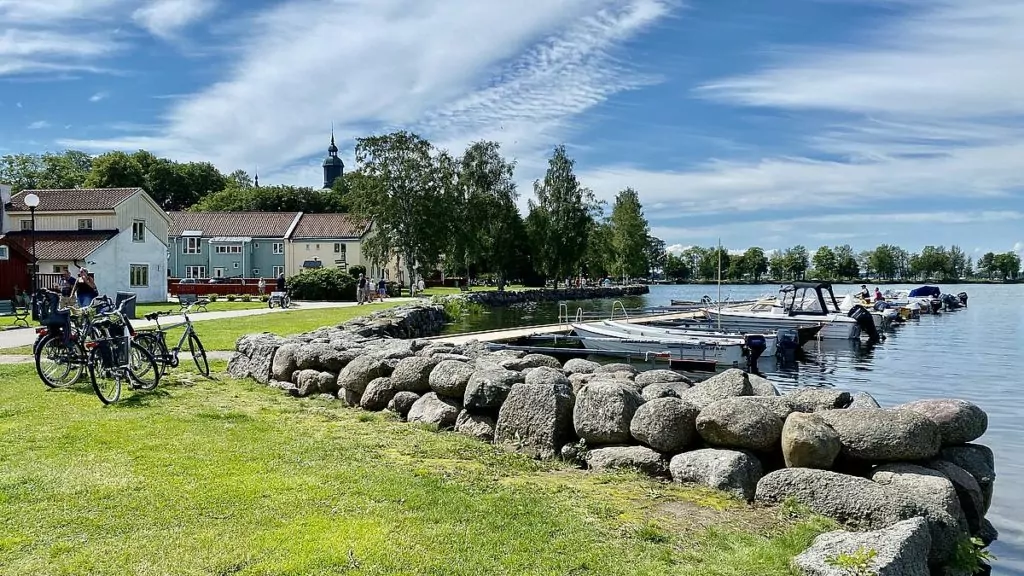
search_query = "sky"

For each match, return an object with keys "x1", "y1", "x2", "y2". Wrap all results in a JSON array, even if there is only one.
[{"x1": 1, "y1": 0, "x2": 1022, "y2": 257}]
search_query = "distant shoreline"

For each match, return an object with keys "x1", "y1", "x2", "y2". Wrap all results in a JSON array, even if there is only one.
[{"x1": 648, "y1": 279, "x2": 1020, "y2": 286}]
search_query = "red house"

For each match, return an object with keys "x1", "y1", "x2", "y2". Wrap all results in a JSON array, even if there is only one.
[{"x1": 0, "y1": 235, "x2": 32, "y2": 301}]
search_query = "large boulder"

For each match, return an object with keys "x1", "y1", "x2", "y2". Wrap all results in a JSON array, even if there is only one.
[
  {"x1": 669, "y1": 449, "x2": 763, "y2": 502},
  {"x1": 641, "y1": 382, "x2": 684, "y2": 401},
  {"x1": 756, "y1": 468, "x2": 923, "y2": 530},
  {"x1": 848, "y1": 391, "x2": 881, "y2": 410},
  {"x1": 454, "y1": 410, "x2": 496, "y2": 442},
  {"x1": 337, "y1": 355, "x2": 387, "y2": 399},
  {"x1": 293, "y1": 370, "x2": 337, "y2": 397},
  {"x1": 390, "y1": 356, "x2": 439, "y2": 393},
  {"x1": 586, "y1": 445, "x2": 668, "y2": 478},
  {"x1": 747, "y1": 373, "x2": 779, "y2": 396},
  {"x1": 871, "y1": 464, "x2": 968, "y2": 564},
  {"x1": 781, "y1": 412, "x2": 841, "y2": 469},
  {"x1": 428, "y1": 360, "x2": 475, "y2": 397},
  {"x1": 678, "y1": 369, "x2": 752, "y2": 409},
  {"x1": 818, "y1": 408, "x2": 941, "y2": 463},
  {"x1": 573, "y1": 382, "x2": 645, "y2": 445},
  {"x1": 494, "y1": 377, "x2": 575, "y2": 459},
  {"x1": 926, "y1": 460, "x2": 986, "y2": 535},
  {"x1": 463, "y1": 369, "x2": 523, "y2": 410},
  {"x1": 696, "y1": 398, "x2": 783, "y2": 452},
  {"x1": 500, "y1": 353, "x2": 562, "y2": 371},
  {"x1": 786, "y1": 388, "x2": 852, "y2": 412},
  {"x1": 524, "y1": 366, "x2": 570, "y2": 388},
  {"x1": 271, "y1": 343, "x2": 300, "y2": 381},
  {"x1": 563, "y1": 358, "x2": 600, "y2": 375},
  {"x1": 940, "y1": 444, "x2": 995, "y2": 513},
  {"x1": 407, "y1": 392, "x2": 462, "y2": 429},
  {"x1": 230, "y1": 333, "x2": 286, "y2": 383},
  {"x1": 629, "y1": 397, "x2": 700, "y2": 453},
  {"x1": 634, "y1": 369, "x2": 690, "y2": 388},
  {"x1": 793, "y1": 517, "x2": 931, "y2": 576},
  {"x1": 360, "y1": 377, "x2": 399, "y2": 411},
  {"x1": 897, "y1": 399, "x2": 988, "y2": 446},
  {"x1": 593, "y1": 363, "x2": 639, "y2": 376},
  {"x1": 387, "y1": 391, "x2": 420, "y2": 417},
  {"x1": 744, "y1": 396, "x2": 795, "y2": 420},
  {"x1": 295, "y1": 343, "x2": 356, "y2": 372}
]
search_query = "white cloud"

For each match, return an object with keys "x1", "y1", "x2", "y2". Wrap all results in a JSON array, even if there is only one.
[
  {"x1": 665, "y1": 244, "x2": 690, "y2": 255},
  {"x1": 132, "y1": 0, "x2": 217, "y2": 39},
  {"x1": 89, "y1": 91, "x2": 108, "y2": 102},
  {"x1": 27, "y1": 120, "x2": 50, "y2": 129},
  {"x1": 1014, "y1": 241, "x2": 1023, "y2": 253},
  {"x1": 0, "y1": 2, "x2": 128, "y2": 77}
]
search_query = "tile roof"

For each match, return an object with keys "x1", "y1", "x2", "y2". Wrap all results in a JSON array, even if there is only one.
[
  {"x1": 290, "y1": 213, "x2": 370, "y2": 239},
  {"x1": 168, "y1": 212, "x2": 300, "y2": 238},
  {"x1": 2, "y1": 230, "x2": 117, "y2": 261},
  {"x1": 7, "y1": 188, "x2": 141, "y2": 212}
]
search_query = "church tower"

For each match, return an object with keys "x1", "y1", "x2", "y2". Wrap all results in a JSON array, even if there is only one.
[{"x1": 322, "y1": 127, "x2": 344, "y2": 189}]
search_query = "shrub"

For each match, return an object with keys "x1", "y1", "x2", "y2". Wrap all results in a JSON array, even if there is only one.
[
  {"x1": 208, "y1": 294, "x2": 219, "y2": 302},
  {"x1": 287, "y1": 268, "x2": 357, "y2": 301},
  {"x1": 385, "y1": 281, "x2": 402, "y2": 297},
  {"x1": 259, "y1": 294, "x2": 269, "y2": 302},
  {"x1": 226, "y1": 294, "x2": 237, "y2": 302},
  {"x1": 348, "y1": 264, "x2": 367, "y2": 279},
  {"x1": 241, "y1": 294, "x2": 252, "y2": 302}
]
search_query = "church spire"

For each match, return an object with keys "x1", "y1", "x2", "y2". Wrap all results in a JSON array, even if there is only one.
[
  {"x1": 254, "y1": 165, "x2": 259, "y2": 188},
  {"x1": 322, "y1": 124, "x2": 344, "y2": 188}
]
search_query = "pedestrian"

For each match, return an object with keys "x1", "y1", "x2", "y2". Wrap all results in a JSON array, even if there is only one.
[
  {"x1": 417, "y1": 278, "x2": 425, "y2": 294},
  {"x1": 357, "y1": 274, "x2": 367, "y2": 305},
  {"x1": 276, "y1": 272, "x2": 286, "y2": 293},
  {"x1": 258, "y1": 277, "x2": 266, "y2": 296},
  {"x1": 377, "y1": 277, "x2": 387, "y2": 301},
  {"x1": 874, "y1": 287, "x2": 884, "y2": 302},
  {"x1": 75, "y1": 268, "x2": 98, "y2": 308}
]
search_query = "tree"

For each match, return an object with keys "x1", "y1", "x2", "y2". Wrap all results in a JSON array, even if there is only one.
[
  {"x1": 948, "y1": 245, "x2": 967, "y2": 279},
  {"x1": 992, "y1": 252, "x2": 1022, "y2": 280},
  {"x1": 84, "y1": 150, "x2": 147, "y2": 189},
  {"x1": 227, "y1": 169, "x2": 254, "y2": 189},
  {"x1": 608, "y1": 188, "x2": 650, "y2": 280},
  {"x1": 869, "y1": 244, "x2": 898, "y2": 280},
  {"x1": 526, "y1": 145, "x2": 593, "y2": 287},
  {"x1": 784, "y1": 245, "x2": 809, "y2": 280},
  {"x1": 812, "y1": 246, "x2": 837, "y2": 279},
  {"x1": 964, "y1": 256, "x2": 974, "y2": 278},
  {"x1": 0, "y1": 150, "x2": 92, "y2": 191},
  {"x1": 978, "y1": 252, "x2": 996, "y2": 279},
  {"x1": 727, "y1": 253, "x2": 747, "y2": 281},
  {"x1": 699, "y1": 246, "x2": 729, "y2": 281},
  {"x1": 193, "y1": 184, "x2": 349, "y2": 213},
  {"x1": 645, "y1": 236, "x2": 666, "y2": 278},
  {"x1": 663, "y1": 252, "x2": 690, "y2": 281},
  {"x1": 680, "y1": 247, "x2": 708, "y2": 279},
  {"x1": 742, "y1": 247, "x2": 769, "y2": 282},
  {"x1": 834, "y1": 244, "x2": 859, "y2": 279},
  {"x1": 769, "y1": 251, "x2": 787, "y2": 280},
  {"x1": 583, "y1": 220, "x2": 613, "y2": 279}
]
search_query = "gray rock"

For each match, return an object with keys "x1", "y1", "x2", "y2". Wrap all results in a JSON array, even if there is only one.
[
  {"x1": 781, "y1": 412, "x2": 841, "y2": 469},
  {"x1": 848, "y1": 391, "x2": 881, "y2": 409},
  {"x1": 336, "y1": 355, "x2": 387, "y2": 398},
  {"x1": 669, "y1": 448, "x2": 763, "y2": 502},
  {"x1": 696, "y1": 397, "x2": 783, "y2": 451},
  {"x1": 374, "y1": 340, "x2": 416, "y2": 360},
  {"x1": 563, "y1": 358, "x2": 600, "y2": 374},
  {"x1": 295, "y1": 343, "x2": 356, "y2": 372},
  {"x1": 634, "y1": 369, "x2": 691, "y2": 388},
  {"x1": 586, "y1": 445, "x2": 668, "y2": 477},
  {"x1": 360, "y1": 377, "x2": 399, "y2": 411},
  {"x1": 231, "y1": 333, "x2": 286, "y2": 383},
  {"x1": 940, "y1": 444, "x2": 995, "y2": 513},
  {"x1": 818, "y1": 408, "x2": 941, "y2": 463},
  {"x1": 500, "y1": 353, "x2": 562, "y2": 371},
  {"x1": 573, "y1": 382, "x2": 645, "y2": 445},
  {"x1": 871, "y1": 464, "x2": 968, "y2": 564},
  {"x1": 926, "y1": 460, "x2": 985, "y2": 535},
  {"x1": 744, "y1": 396, "x2": 795, "y2": 420},
  {"x1": 407, "y1": 392, "x2": 462, "y2": 429},
  {"x1": 271, "y1": 343, "x2": 300, "y2": 381},
  {"x1": 593, "y1": 362, "x2": 639, "y2": 376},
  {"x1": 641, "y1": 382, "x2": 681, "y2": 401},
  {"x1": 786, "y1": 388, "x2": 852, "y2": 412},
  {"x1": 434, "y1": 353, "x2": 472, "y2": 362},
  {"x1": 464, "y1": 369, "x2": 523, "y2": 410},
  {"x1": 387, "y1": 391, "x2": 420, "y2": 417},
  {"x1": 454, "y1": 410, "x2": 496, "y2": 442},
  {"x1": 897, "y1": 399, "x2": 988, "y2": 446},
  {"x1": 559, "y1": 442, "x2": 584, "y2": 465},
  {"x1": 978, "y1": 518, "x2": 998, "y2": 546},
  {"x1": 494, "y1": 378, "x2": 575, "y2": 459},
  {"x1": 630, "y1": 397, "x2": 700, "y2": 453},
  {"x1": 793, "y1": 517, "x2": 931, "y2": 576},
  {"x1": 678, "y1": 369, "x2": 752, "y2": 409},
  {"x1": 756, "y1": 468, "x2": 923, "y2": 530},
  {"x1": 524, "y1": 366, "x2": 571, "y2": 389},
  {"x1": 428, "y1": 360, "x2": 475, "y2": 397},
  {"x1": 390, "y1": 356, "x2": 440, "y2": 393},
  {"x1": 293, "y1": 369, "x2": 323, "y2": 397},
  {"x1": 748, "y1": 373, "x2": 779, "y2": 396}
]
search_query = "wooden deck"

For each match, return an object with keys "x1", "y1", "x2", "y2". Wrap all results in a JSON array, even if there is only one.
[{"x1": 428, "y1": 310, "x2": 704, "y2": 345}]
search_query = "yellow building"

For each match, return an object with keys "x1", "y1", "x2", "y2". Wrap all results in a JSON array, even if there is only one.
[{"x1": 285, "y1": 214, "x2": 400, "y2": 281}]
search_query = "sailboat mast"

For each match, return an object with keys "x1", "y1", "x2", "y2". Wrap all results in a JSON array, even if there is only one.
[{"x1": 717, "y1": 238, "x2": 722, "y2": 330}]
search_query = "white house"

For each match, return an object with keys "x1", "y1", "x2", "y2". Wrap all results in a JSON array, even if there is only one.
[{"x1": 1, "y1": 187, "x2": 171, "y2": 303}]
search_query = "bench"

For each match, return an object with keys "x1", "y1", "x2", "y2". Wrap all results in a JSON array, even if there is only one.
[
  {"x1": 177, "y1": 293, "x2": 210, "y2": 313},
  {"x1": 0, "y1": 299, "x2": 30, "y2": 327}
]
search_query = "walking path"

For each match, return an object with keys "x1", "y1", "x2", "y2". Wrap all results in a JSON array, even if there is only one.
[{"x1": 0, "y1": 298, "x2": 417, "y2": 352}]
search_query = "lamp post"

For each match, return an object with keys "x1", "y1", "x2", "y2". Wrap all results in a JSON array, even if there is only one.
[{"x1": 24, "y1": 193, "x2": 39, "y2": 293}]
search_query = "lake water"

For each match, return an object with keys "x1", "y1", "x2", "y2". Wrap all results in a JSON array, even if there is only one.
[{"x1": 445, "y1": 283, "x2": 1024, "y2": 573}]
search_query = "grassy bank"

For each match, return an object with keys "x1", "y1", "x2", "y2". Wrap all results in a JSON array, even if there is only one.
[
  {"x1": 0, "y1": 361, "x2": 833, "y2": 575},
  {"x1": 419, "y1": 284, "x2": 534, "y2": 297}
]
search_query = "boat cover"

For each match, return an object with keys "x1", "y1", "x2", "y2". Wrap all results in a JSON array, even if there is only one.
[{"x1": 908, "y1": 286, "x2": 941, "y2": 298}]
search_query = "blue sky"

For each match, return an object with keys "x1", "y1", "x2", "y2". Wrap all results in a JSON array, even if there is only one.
[{"x1": 2, "y1": 0, "x2": 1022, "y2": 257}]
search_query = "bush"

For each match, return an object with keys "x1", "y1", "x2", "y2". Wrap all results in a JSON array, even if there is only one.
[
  {"x1": 287, "y1": 268, "x2": 357, "y2": 301},
  {"x1": 226, "y1": 294, "x2": 237, "y2": 302},
  {"x1": 208, "y1": 294, "x2": 219, "y2": 302},
  {"x1": 385, "y1": 281, "x2": 402, "y2": 297},
  {"x1": 348, "y1": 264, "x2": 367, "y2": 279},
  {"x1": 241, "y1": 294, "x2": 252, "y2": 302},
  {"x1": 259, "y1": 294, "x2": 269, "y2": 302}
]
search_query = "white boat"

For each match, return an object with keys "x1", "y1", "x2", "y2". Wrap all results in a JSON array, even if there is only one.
[
  {"x1": 598, "y1": 320, "x2": 778, "y2": 356},
  {"x1": 703, "y1": 282, "x2": 877, "y2": 341},
  {"x1": 837, "y1": 294, "x2": 900, "y2": 330},
  {"x1": 571, "y1": 322, "x2": 749, "y2": 368}
]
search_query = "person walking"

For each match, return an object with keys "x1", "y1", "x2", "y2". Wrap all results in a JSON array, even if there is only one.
[
  {"x1": 276, "y1": 273, "x2": 286, "y2": 293},
  {"x1": 357, "y1": 274, "x2": 367, "y2": 305},
  {"x1": 75, "y1": 268, "x2": 98, "y2": 308},
  {"x1": 377, "y1": 277, "x2": 387, "y2": 301},
  {"x1": 257, "y1": 277, "x2": 266, "y2": 296}
]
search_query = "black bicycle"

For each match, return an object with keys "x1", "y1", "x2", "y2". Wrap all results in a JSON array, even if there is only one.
[
  {"x1": 135, "y1": 303, "x2": 210, "y2": 377},
  {"x1": 85, "y1": 294, "x2": 160, "y2": 404},
  {"x1": 33, "y1": 293, "x2": 115, "y2": 389}
]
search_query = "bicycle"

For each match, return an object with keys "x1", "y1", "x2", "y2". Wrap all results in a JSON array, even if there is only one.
[
  {"x1": 135, "y1": 303, "x2": 210, "y2": 378},
  {"x1": 84, "y1": 294, "x2": 160, "y2": 404},
  {"x1": 33, "y1": 292, "x2": 114, "y2": 389},
  {"x1": 268, "y1": 290, "x2": 290, "y2": 309}
]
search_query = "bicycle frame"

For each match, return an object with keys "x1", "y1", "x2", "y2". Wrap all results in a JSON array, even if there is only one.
[{"x1": 139, "y1": 306, "x2": 198, "y2": 367}]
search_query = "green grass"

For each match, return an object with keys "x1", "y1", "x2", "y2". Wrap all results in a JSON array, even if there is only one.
[
  {"x1": 0, "y1": 360, "x2": 834, "y2": 576},
  {"x1": 418, "y1": 284, "x2": 535, "y2": 297},
  {"x1": 134, "y1": 300, "x2": 267, "y2": 316}
]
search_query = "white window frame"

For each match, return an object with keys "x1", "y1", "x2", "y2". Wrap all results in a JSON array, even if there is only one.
[
  {"x1": 213, "y1": 267, "x2": 224, "y2": 278},
  {"x1": 185, "y1": 265, "x2": 207, "y2": 279},
  {"x1": 0, "y1": 246, "x2": 8, "y2": 260},
  {"x1": 183, "y1": 237, "x2": 202, "y2": 254},
  {"x1": 132, "y1": 220, "x2": 146, "y2": 242},
  {"x1": 214, "y1": 245, "x2": 243, "y2": 254},
  {"x1": 20, "y1": 220, "x2": 32, "y2": 231},
  {"x1": 233, "y1": 262, "x2": 239, "y2": 269},
  {"x1": 273, "y1": 266, "x2": 284, "y2": 277},
  {"x1": 52, "y1": 265, "x2": 68, "y2": 274},
  {"x1": 130, "y1": 264, "x2": 149, "y2": 288},
  {"x1": 272, "y1": 243, "x2": 284, "y2": 255},
  {"x1": 252, "y1": 268, "x2": 260, "y2": 276},
  {"x1": 78, "y1": 218, "x2": 93, "y2": 230}
]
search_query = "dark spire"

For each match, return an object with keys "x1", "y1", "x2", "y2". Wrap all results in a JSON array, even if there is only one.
[
  {"x1": 328, "y1": 122, "x2": 339, "y2": 156},
  {"x1": 254, "y1": 166, "x2": 259, "y2": 188},
  {"x1": 323, "y1": 123, "x2": 344, "y2": 188}
]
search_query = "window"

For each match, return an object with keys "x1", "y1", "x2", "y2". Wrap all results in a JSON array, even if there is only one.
[
  {"x1": 252, "y1": 268, "x2": 260, "y2": 276},
  {"x1": 334, "y1": 243, "x2": 340, "y2": 253},
  {"x1": 183, "y1": 237, "x2": 201, "y2": 254},
  {"x1": 273, "y1": 266, "x2": 284, "y2": 277},
  {"x1": 305, "y1": 244, "x2": 310, "y2": 251},
  {"x1": 52, "y1": 265, "x2": 69, "y2": 274},
  {"x1": 130, "y1": 264, "x2": 149, "y2": 288},
  {"x1": 132, "y1": 220, "x2": 146, "y2": 242},
  {"x1": 214, "y1": 245, "x2": 242, "y2": 254},
  {"x1": 77, "y1": 218, "x2": 93, "y2": 230},
  {"x1": 20, "y1": 220, "x2": 32, "y2": 231},
  {"x1": 213, "y1": 267, "x2": 224, "y2": 278},
  {"x1": 273, "y1": 243, "x2": 284, "y2": 255},
  {"x1": 0, "y1": 246, "x2": 8, "y2": 260},
  {"x1": 233, "y1": 262, "x2": 239, "y2": 269},
  {"x1": 185, "y1": 266, "x2": 207, "y2": 279},
  {"x1": 316, "y1": 244, "x2": 321, "y2": 250}
]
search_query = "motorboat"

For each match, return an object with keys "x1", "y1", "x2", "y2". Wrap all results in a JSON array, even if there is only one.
[
  {"x1": 597, "y1": 320, "x2": 778, "y2": 356},
  {"x1": 703, "y1": 282, "x2": 880, "y2": 342},
  {"x1": 837, "y1": 294, "x2": 900, "y2": 330},
  {"x1": 570, "y1": 322, "x2": 757, "y2": 370}
]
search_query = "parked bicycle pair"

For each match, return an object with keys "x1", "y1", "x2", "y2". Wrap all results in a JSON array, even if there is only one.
[{"x1": 32, "y1": 290, "x2": 209, "y2": 404}]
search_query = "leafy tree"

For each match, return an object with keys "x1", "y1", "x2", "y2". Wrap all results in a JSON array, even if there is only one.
[
  {"x1": 834, "y1": 244, "x2": 859, "y2": 279},
  {"x1": 84, "y1": 150, "x2": 147, "y2": 189},
  {"x1": 784, "y1": 245, "x2": 810, "y2": 280},
  {"x1": 769, "y1": 251, "x2": 787, "y2": 280},
  {"x1": 992, "y1": 252, "x2": 1021, "y2": 279},
  {"x1": 663, "y1": 252, "x2": 690, "y2": 280},
  {"x1": 645, "y1": 236, "x2": 666, "y2": 278},
  {"x1": 525, "y1": 145, "x2": 593, "y2": 287},
  {"x1": 608, "y1": 188, "x2": 650, "y2": 280},
  {"x1": 699, "y1": 246, "x2": 730, "y2": 281},
  {"x1": 978, "y1": 252, "x2": 996, "y2": 279},
  {"x1": 227, "y1": 169, "x2": 254, "y2": 189},
  {"x1": 727, "y1": 253, "x2": 747, "y2": 281},
  {"x1": 742, "y1": 247, "x2": 769, "y2": 282},
  {"x1": 948, "y1": 245, "x2": 967, "y2": 279},
  {"x1": 193, "y1": 184, "x2": 348, "y2": 213},
  {"x1": 680, "y1": 246, "x2": 708, "y2": 279},
  {"x1": 812, "y1": 246, "x2": 837, "y2": 279},
  {"x1": 0, "y1": 150, "x2": 93, "y2": 191},
  {"x1": 964, "y1": 256, "x2": 974, "y2": 278},
  {"x1": 583, "y1": 220, "x2": 613, "y2": 279}
]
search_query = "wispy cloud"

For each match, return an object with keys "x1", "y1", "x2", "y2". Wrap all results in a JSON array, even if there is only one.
[
  {"x1": 27, "y1": 120, "x2": 50, "y2": 129},
  {"x1": 0, "y1": 2, "x2": 128, "y2": 77},
  {"x1": 89, "y1": 91, "x2": 108, "y2": 102},
  {"x1": 132, "y1": 0, "x2": 217, "y2": 40}
]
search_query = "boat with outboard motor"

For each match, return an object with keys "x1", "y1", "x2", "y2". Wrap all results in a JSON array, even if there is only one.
[
  {"x1": 570, "y1": 322, "x2": 762, "y2": 370},
  {"x1": 594, "y1": 320, "x2": 778, "y2": 357}
]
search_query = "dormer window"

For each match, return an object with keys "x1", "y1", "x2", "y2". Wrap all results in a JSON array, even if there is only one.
[{"x1": 78, "y1": 218, "x2": 93, "y2": 230}]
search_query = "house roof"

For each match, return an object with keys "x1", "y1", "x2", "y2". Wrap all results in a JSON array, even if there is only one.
[
  {"x1": 168, "y1": 212, "x2": 301, "y2": 238},
  {"x1": 290, "y1": 213, "x2": 370, "y2": 239},
  {"x1": 2, "y1": 230, "x2": 117, "y2": 261},
  {"x1": 0, "y1": 235, "x2": 33, "y2": 259},
  {"x1": 7, "y1": 188, "x2": 142, "y2": 212}
]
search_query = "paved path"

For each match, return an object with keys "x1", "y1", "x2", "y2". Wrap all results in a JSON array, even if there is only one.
[{"x1": 0, "y1": 298, "x2": 417, "y2": 351}]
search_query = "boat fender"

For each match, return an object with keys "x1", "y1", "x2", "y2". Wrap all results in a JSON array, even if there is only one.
[{"x1": 847, "y1": 305, "x2": 881, "y2": 344}]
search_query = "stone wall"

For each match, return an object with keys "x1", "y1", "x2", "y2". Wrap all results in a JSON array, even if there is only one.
[
  {"x1": 228, "y1": 303, "x2": 997, "y2": 575},
  {"x1": 445, "y1": 284, "x2": 649, "y2": 307}
]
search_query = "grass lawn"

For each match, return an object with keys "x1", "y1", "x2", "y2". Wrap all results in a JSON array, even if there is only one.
[
  {"x1": 0, "y1": 361, "x2": 833, "y2": 576},
  {"x1": 134, "y1": 300, "x2": 267, "y2": 316}
]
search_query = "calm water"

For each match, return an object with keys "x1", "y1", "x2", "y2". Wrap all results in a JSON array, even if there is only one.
[{"x1": 446, "y1": 283, "x2": 1024, "y2": 573}]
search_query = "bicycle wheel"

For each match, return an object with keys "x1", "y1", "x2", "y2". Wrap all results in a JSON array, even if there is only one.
[
  {"x1": 128, "y1": 342, "x2": 160, "y2": 390},
  {"x1": 136, "y1": 332, "x2": 168, "y2": 377},
  {"x1": 35, "y1": 334, "x2": 85, "y2": 388},
  {"x1": 188, "y1": 332, "x2": 210, "y2": 377},
  {"x1": 88, "y1": 346, "x2": 121, "y2": 404}
]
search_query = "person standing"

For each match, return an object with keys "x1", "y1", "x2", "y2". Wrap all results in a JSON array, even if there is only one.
[
  {"x1": 76, "y1": 268, "x2": 98, "y2": 308},
  {"x1": 357, "y1": 274, "x2": 367, "y2": 305},
  {"x1": 377, "y1": 277, "x2": 387, "y2": 301},
  {"x1": 276, "y1": 273, "x2": 286, "y2": 293},
  {"x1": 258, "y1": 277, "x2": 266, "y2": 296}
]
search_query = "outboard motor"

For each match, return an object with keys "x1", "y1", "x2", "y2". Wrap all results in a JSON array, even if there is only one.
[
  {"x1": 848, "y1": 304, "x2": 881, "y2": 344},
  {"x1": 776, "y1": 328, "x2": 801, "y2": 365},
  {"x1": 958, "y1": 291, "x2": 968, "y2": 307},
  {"x1": 743, "y1": 334, "x2": 767, "y2": 373}
]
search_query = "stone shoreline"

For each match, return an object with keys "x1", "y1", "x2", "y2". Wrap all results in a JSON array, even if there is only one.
[
  {"x1": 437, "y1": 284, "x2": 649, "y2": 307},
  {"x1": 228, "y1": 303, "x2": 998, "y2": 576}
]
